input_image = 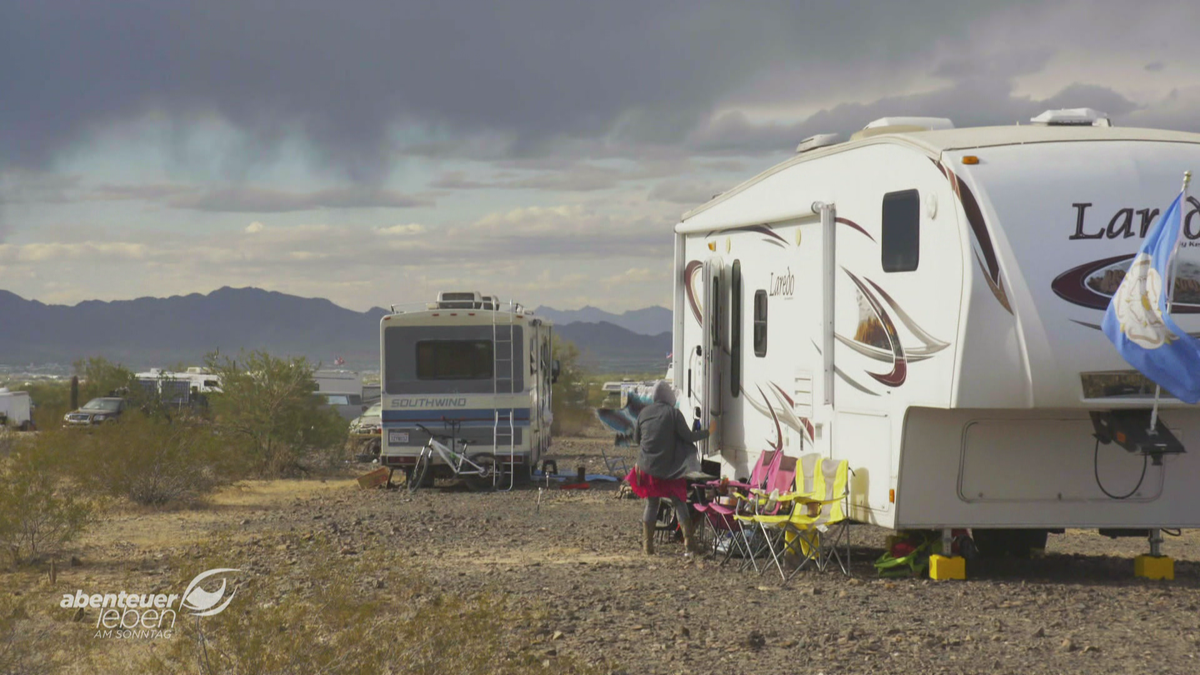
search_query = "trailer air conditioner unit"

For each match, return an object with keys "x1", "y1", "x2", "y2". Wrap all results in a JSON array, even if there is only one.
[
  {"x1": 437, "y1": 291, "x2": 483, "y2": 309},
  {"x1": 1030, "y1": 108, "x2": 1111, "y2": 127},
  {"x1": 852, "y1": 116, "x2": 955, "y2": 140},
  {"x1": 795, "y1": 133, "x2": 841, "y2": 154},
  {"x1": 481, "y1": 295, "x2": 499, "y2": 310}
]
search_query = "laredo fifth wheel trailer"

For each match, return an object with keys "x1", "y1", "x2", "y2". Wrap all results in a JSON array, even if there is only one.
[
  {"x1": 673, "y1": 110, "x2": 1200, "y2": 550},
  {"x1": 378, "y1": 291, "x2": 556, "y2": 490}
]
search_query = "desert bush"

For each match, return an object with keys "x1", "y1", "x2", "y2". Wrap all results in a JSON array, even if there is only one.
[
  {"x1": 147, "y1": 547, "x2": 606, "y2": 675},
  {"x1": 551, "y1": 340, "x2": 593, "y2": 436},
  {"x1": 204, "y1": 351, "x2": 347, "y2": 476},
  {"x1": 0, "y1": 447, "x2": 94, "y2": 566},
  {"x1": 0, "y1": 595, "x2": 61, "y2": 675},
  {"x1": 52, "y1": 417, "x2": 239, "y2": 507}
]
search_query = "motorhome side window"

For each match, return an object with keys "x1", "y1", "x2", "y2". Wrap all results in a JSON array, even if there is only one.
[
  {"x1": 753, "y1": 290, "x2": 767, "y2": 357},
  {"x1": 881, "y1": 189, "x2": 920, "y2": 272},
  {"x1": 415, "y1": 340, "x2": 494, "y2": 380}
]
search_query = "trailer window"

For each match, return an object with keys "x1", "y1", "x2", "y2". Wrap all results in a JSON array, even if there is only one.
[
  {"x1": 882, "y1": 189, "x2": 920, "y2": 272},
  {"x1": 416, "y1": 341, "x2": 494, "y2": 380},
  {"x1": 730, "y1": 260, "x2": 742, "y2": 397},
  {"x1": 753, "y1": 290, "x2": 768, "y2": 357}
]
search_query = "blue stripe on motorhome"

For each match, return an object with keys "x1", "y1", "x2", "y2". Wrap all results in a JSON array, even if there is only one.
[{"x1": 381, "y1": 408, "x2": 532, "y2": 423}]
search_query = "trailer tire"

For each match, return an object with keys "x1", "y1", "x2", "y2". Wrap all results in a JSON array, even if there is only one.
[{"x1": 18, "y1": 421, "x2": 31, "y2": 432}]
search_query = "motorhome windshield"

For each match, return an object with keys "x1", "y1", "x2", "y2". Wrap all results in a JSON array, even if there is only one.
[
  {"x1": 384, "y1": 324, "x2": 523, "y2": 394},
  {"x1": 416, "y1": 341, "x2": 493, "y2": 380}
]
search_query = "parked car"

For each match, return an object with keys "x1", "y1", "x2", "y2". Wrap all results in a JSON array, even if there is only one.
[
  {"x1": 348, "y1": 402, "x2": 382, "y2": 460},
  {"x1": 63, "y1": 397, "x2": 128, "y2": 427}
]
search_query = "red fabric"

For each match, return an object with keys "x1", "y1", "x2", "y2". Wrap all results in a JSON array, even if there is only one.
[{"x1": 626, "y1": 467, "x2": 688, "y2": 502}]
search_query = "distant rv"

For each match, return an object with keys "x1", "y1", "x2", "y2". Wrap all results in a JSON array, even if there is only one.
[
  {"x1": 378, "y1": 291, "x2": 557, "y2": 489},
  {"x1": 673, "y1": 109, "x2": 1200, "y2": 552},
  {"x1": 135, "y1": 367, "x2": 220, "y2": 406}
]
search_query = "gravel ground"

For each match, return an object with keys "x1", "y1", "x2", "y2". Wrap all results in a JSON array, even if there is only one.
[
  {"x1": 49, "y1": 431, "x2": 1200, "y2": 674},
  {"x1": 262, "y1": 433, "x2": 1200, "y2": 675}
]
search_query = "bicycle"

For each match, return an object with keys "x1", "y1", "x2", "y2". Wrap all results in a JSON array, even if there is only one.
[{"x1": 407, "y1": 420, "x2": 504, "y2": 493}]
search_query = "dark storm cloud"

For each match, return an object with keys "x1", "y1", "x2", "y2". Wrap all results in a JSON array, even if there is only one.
[
  {"x1": 687, "y1": 80, "x2": 1142, "y2": 155},
  {"x1": 164, "y1": 186, "x2": 433, "y2": 213},
  {"x1": 0, "y1": 0, "x2": 1020, "y2": 179}
]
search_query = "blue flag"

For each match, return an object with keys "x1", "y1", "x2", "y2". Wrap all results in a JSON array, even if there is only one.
[{"x1": 1102, "y1": 190, "x2": 1200, "y2": 403}]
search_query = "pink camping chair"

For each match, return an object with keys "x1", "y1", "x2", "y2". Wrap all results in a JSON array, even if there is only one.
[{"x1": 690, "y1": 449, "x2": 781, "y2": 565}]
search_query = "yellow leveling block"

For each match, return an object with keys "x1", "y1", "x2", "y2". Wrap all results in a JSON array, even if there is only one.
[
  {"x1": 1134, "y1": 554, "x2": 1174, "y2": 580},
  {"x1": 929, "y1": 554, "x2": 966, "y2": 580}
]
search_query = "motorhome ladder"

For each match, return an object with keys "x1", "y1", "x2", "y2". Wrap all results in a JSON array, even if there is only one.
[{"x1": 493, "y1": 302, "x2": 518, "y2": 490}]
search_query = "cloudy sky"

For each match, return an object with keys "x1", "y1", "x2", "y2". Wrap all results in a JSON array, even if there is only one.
[{"x1": 2, "y1": 0, "x2": 1200, "y2": 312}]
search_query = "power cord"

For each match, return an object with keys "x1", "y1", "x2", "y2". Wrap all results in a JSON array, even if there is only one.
[{"x1": 1093, "y1": 438, "x2": 1148, "y2": 500}]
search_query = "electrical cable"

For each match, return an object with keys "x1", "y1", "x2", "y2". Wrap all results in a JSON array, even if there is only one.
[
  {"x1": 1163, "y1": 528, "x2": 1182, "y2": 537},
  {"x1": 1093, "y1": 438, "x2": 1148, "y2": 500}
]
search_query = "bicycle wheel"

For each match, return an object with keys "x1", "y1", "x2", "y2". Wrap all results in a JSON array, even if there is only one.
[
  {"x1": 464, "y1": 453, "x2": 500, "y2": 492},
  {"x1": 407, "y1": 449, "x2": 431, "y2": 494}
]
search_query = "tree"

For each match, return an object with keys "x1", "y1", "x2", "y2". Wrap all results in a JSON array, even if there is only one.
[
  {"x1": 203, "y1": 351, "x2": 346, "y2": 475},
  {"x1": 550, "y1": 340, "x2": 591, "y2": 435},
  {"x1": 73, "y1": 357, "x2": 137, "y2": 401}
]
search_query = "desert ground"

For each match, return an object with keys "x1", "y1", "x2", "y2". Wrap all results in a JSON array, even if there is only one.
[{"x1": 9, "y1": 428, "x2": 1200, "y2": 675}]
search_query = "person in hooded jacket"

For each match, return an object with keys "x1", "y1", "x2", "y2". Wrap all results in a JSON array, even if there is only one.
[{"x1": 625, "y1": 380, "x2": 715, "y2": 555}]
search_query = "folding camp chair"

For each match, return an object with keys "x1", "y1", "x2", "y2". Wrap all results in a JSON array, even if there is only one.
[
  {"x1": 749, "y1": 457, "x2": 852, "y2": 583},
  {"x1": 691, "y1": 449, "x2": 781, "y2": 564},
  {"x1": 732, "y1": 454, "x2": 799, "y2": 574}
]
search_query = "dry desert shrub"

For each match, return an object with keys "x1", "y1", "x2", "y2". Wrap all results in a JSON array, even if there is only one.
[
  {"x1": 0, "y1": 447, "x2": 94, "y2": 567},
  {"x1": 51, "y1": 416, "x2": 239, "y2": 507},
  {"x1": 142, "y1": 546, "x2": 607, "y2": 675}
]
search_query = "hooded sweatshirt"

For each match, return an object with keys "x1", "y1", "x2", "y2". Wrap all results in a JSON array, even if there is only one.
[{"x1": 633, "y1": 381, "x2": 710, "y2": 480}]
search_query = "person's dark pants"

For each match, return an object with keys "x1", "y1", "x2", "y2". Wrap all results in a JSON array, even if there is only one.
[{"x1": 643, "y1": 496, "x2": 690, "y2": 525}]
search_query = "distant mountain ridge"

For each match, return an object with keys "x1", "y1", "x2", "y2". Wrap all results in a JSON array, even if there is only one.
[
  {"x1": 0, "y1": 288, "x2": 669, "y2": 374},
  {"x1": 533, "y1": 304, "x2": 670, "y2": 336}
]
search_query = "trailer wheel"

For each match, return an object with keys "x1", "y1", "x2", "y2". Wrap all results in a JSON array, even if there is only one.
[
  {"x1": 971, "y1": 529, "x2": 1049, "y2": 559},
  {"x1": 18, "y1": 421, "x2": 31, "y2": 432}
]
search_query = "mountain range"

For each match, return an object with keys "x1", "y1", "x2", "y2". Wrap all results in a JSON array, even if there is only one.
[
  {"x1": 0, "y1": 288, "x2": 671, "y2": 374},
  {"x1": 533, "y1": 305, "x2": 670, "y2": 336}
]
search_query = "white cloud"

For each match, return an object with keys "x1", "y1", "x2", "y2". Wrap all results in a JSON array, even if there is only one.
[
  {"x1": 245, "y1": 221, "x2": 265, "y2": 233},
  {"x1": 376, "y1": 223, "x2": 426, "y2": 236}
]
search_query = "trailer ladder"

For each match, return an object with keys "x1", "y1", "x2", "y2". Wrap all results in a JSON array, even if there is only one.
[{"x1": 492, "y1": 302, "x2": 518, "y2": 490}]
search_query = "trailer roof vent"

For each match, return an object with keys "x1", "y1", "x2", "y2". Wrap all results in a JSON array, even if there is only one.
[
  {"x1": 1030, "y1": 108, "x2": 1111, "y2": 127},
  {"x1": 795, "y1": 133, "x2": 841, "y2": 154},
  {"x1": 437, "y1": 290, "x2": 483, "y2": 309}
]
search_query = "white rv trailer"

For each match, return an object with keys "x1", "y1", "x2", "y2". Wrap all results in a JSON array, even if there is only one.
[
  {"x1": 378, "y1": 291, "x2": 556, "y2": 488},
  {"x1": 674, "y1": 110, "x2": 1200, "y2": 542},
  {"x1": 0, "y1": 388, "x2": 33, "y2": 430},
  {"x1": 134, "y1": 367, "x2": 221, "y2": 406}
]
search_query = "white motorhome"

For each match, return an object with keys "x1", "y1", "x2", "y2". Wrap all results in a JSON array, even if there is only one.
[
  {"x1": 379, "y1": 291, "x2": 556, "y2": 488},
  {"x1": 674, "y1": 110, "x2": 1200, "y2": 551}
]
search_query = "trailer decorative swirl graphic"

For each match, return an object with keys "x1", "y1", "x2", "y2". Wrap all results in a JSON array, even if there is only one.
[{"x1": 933, "y1": 159, "x2": 1013, "y2": 314}]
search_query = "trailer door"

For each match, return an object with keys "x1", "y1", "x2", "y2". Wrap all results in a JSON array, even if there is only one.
[{"x1": 701, "y1": 257, "x2": 725, "y2": 454}]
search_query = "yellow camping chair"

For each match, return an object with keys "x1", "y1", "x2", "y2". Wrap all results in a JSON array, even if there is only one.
[
  {"x1": 785, "y1": 458, "x2": 852, "y2": 575},
  {"x1": 741, "y1": 454, "x2": 823, "y2": 583}
]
